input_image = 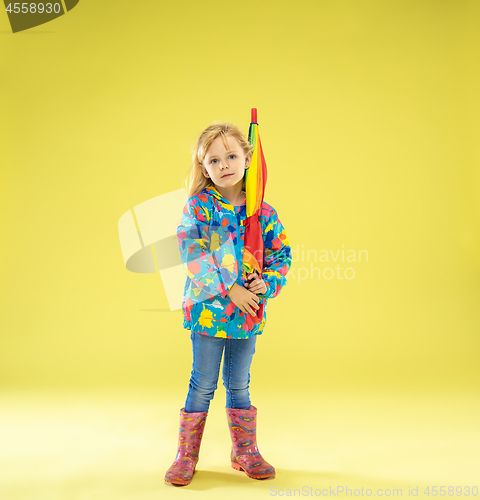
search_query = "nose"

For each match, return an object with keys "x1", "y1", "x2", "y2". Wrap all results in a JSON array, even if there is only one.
[{"x1": 219, "y1": 159, "x2": 229, "y2": 170}]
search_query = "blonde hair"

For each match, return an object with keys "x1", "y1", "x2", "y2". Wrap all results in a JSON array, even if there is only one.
[{"x1": 184, "y1": 121, "x2": 254, "y2": 199}]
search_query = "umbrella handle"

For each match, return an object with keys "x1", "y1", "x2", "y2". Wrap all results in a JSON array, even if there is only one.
[{"x1": 251, "y1": 108, "x2": 257, "y2": 123}]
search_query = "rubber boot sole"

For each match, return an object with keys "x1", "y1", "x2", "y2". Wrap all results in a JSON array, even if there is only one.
[{"x1": 231, "y1": 461, "x2": 275, "y2": 479}]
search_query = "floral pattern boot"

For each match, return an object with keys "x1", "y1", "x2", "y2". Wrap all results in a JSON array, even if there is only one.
[
  {"x1": 164, "y1": 408, "x2": 208, "y2": 485},
  {"x1": 226, "y1": 405, "x2": 275, "y2": 479}
]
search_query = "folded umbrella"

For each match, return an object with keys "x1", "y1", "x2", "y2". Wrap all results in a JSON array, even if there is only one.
[{"x1": 242, "y1": 108, "x2": 268, "y2": 324}]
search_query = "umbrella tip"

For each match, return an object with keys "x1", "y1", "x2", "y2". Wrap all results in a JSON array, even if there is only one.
[{"x1": 251, "y1": 108, "x2": 257, "y2": 123}]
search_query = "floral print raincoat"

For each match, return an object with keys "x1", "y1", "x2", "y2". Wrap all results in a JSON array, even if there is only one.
[{"x1": 176, "y1": 185, "x2": 292, "y2": 339}]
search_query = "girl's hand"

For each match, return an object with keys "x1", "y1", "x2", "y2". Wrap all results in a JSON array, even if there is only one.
[
  {"x1": 244, "y1": 272, "x2": 267, "y2": 295},
  {"x1": 227, "y1": 283, "x2": 260, "y2": 317}
]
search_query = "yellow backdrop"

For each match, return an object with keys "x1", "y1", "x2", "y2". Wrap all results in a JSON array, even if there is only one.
[{"x1": 1, "y1": 1, "x2": 479, "y2": 498}]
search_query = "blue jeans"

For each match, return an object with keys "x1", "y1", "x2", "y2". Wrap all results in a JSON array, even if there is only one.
[{"x1": 184, "y1": 330, "x2": 257, "y2": 413}]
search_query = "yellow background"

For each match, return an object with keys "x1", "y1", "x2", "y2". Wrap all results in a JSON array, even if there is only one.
[{"x1": 1, "y1": 1, "x2": 479, "y2": 498}]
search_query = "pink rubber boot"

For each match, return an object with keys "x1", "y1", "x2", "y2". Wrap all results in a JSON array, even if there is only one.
[
  {"x1": 226, "y1": 405, "x2": 275, "y2": 479},
  {"x1": 164, "y1": 408, "x2": 208, "y2": 486}
]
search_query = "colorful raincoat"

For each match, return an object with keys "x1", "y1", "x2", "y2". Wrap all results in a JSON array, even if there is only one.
[{"x1": 176, "y1": 185, "x2": 292, "y2": 339}]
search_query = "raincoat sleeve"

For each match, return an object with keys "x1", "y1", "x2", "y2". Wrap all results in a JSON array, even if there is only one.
[
  {"x1": 260, "y1": 208, "x2": 292, "y2": 299},
  {"x1": 176, "y1": 196, "x2": 237, "y2": 303}
]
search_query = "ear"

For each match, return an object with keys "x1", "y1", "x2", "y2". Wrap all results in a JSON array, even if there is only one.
[
  {"x1": 200, "y1": 163, "x2": 209, "y2": 178},
  {"x1": 245, "y1": 152, "x2": 252, "y2": 169}
]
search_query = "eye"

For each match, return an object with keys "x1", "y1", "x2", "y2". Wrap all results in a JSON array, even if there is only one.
[
  {"x1": 229, "y1": 154, "x2": 236, "y2": 159},
  {"x1": 211, "y1": 159, "x2": 218, "y2": 164}
]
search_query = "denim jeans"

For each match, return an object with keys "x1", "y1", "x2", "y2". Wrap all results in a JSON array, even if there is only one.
[{"x1": 184, "y1": 330, "x2": 257, "y2": 413}]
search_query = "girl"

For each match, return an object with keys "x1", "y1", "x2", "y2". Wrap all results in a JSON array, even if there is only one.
[{"x1": 165, "y1": 121, "x2": 292, "y2": 486}]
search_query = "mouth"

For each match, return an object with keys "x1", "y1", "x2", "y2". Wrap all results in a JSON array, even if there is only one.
[{"x1": 222, "y1": 174, "x2": 234, "y2": 178}]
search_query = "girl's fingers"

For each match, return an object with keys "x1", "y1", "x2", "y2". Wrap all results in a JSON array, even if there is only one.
[
  {"x1": 244, "y1": 303, "x2": 258, "y2": 315},
  {"x1": 246, "y1": 306, "x2": 255, "y2": 316}
]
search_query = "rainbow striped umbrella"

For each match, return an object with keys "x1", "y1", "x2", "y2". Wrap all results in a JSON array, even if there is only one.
[{"x1": 242, "y1": 108, "x2": 268, "y2": 323}]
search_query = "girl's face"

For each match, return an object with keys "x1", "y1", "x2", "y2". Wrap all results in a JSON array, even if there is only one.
[{"x1": 201, "y1": 135, "x2": 251, "y2": 189}]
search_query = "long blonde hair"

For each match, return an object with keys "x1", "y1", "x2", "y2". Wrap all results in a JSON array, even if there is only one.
[{"x1": 184, "y1": 121, "x2": 254, "y2": 199}]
